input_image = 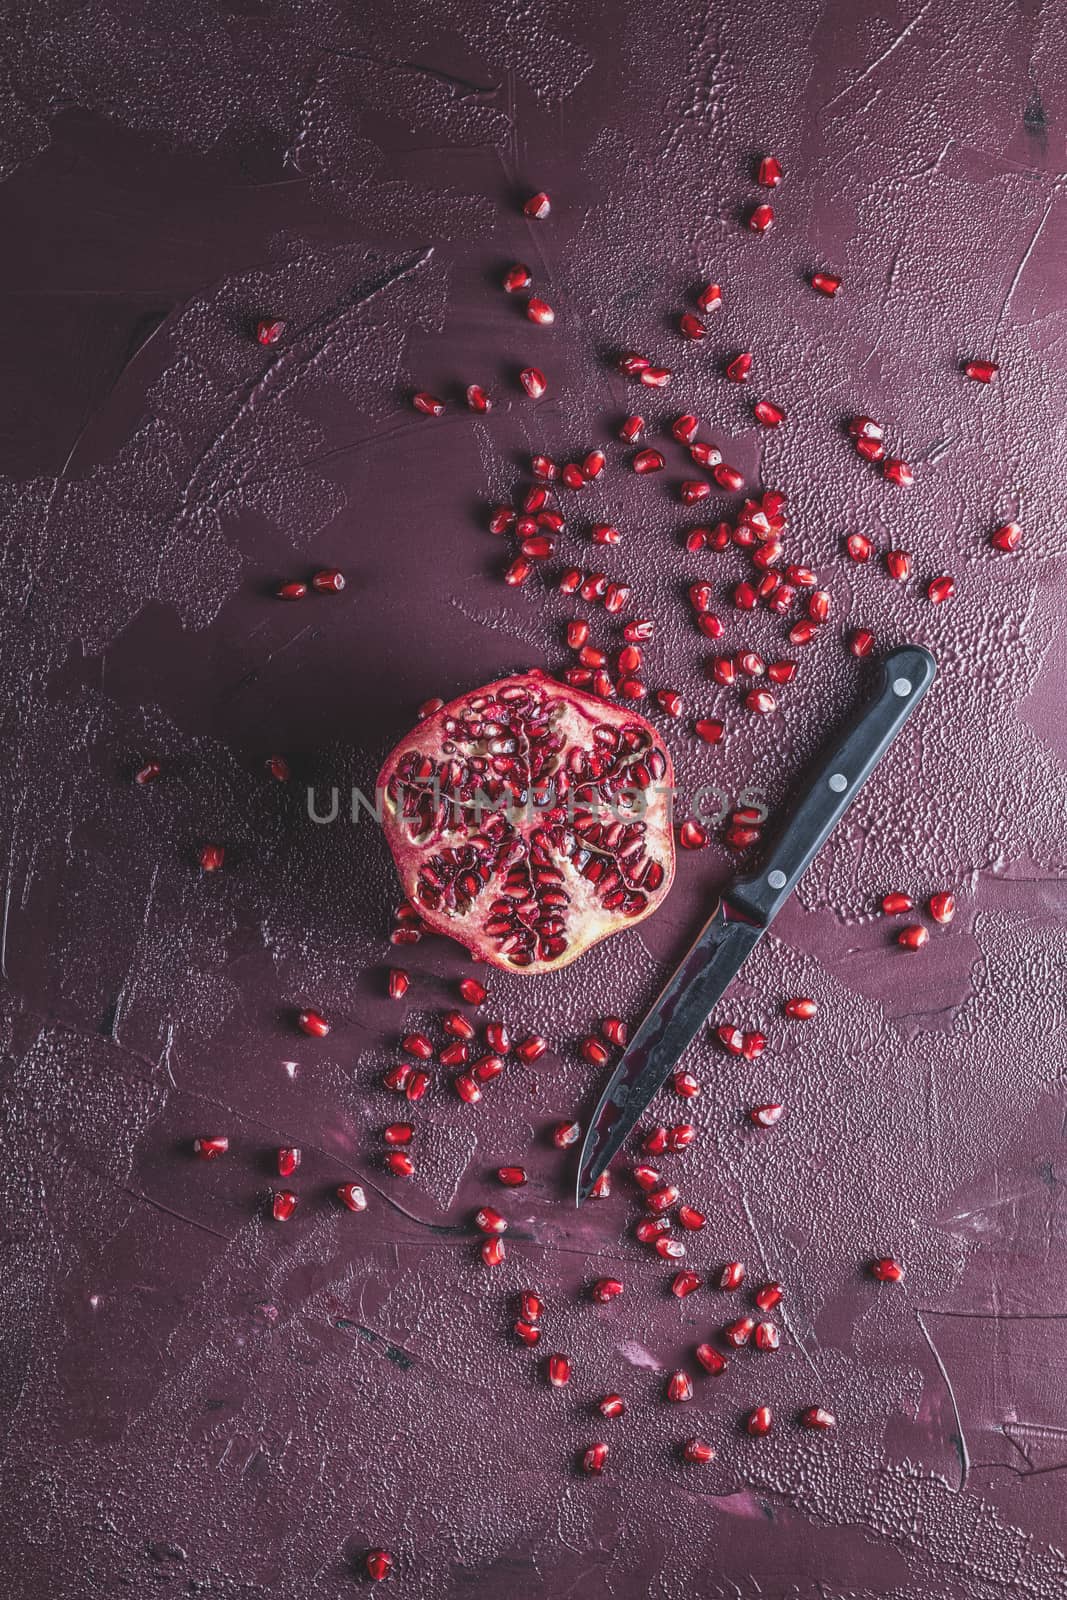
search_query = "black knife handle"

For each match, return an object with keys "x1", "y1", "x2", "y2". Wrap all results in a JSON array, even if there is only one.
[{"x1": 728, "y1": 645, "x2": 937, "y2": 927}]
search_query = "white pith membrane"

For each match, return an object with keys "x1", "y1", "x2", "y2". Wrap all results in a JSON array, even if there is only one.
[{"x1": 378, "y1": 671, "x2": 676, "y2": 973}]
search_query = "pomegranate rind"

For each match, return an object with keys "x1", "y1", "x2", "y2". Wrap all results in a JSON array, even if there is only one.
[{"x1": 377, "y1": 670, "x2": 676, "y2": 974}]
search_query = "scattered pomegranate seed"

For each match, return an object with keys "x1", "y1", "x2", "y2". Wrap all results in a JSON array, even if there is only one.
[
  {"x1": 745, "y1": 689, "x2": 776, "y2": 715},
  {"x1": 337, "y1": 1183, "x2": 367, "y2": 1212},
  {"x1": 709, "y1": 657, "x2": 736, "y2": 686},
  {"x1": 741, "y1": 1032, "x2": 766, "y2": 1060},
  {"x1": 504, "y1": 556, "x2": 532, "y2": 587},
  {"x1": 717, "y1": 1025, "x2": 744, "y2": 1055},
  {"x1": 870, "y1": 1257, "x2": 905, "y2": 1283},
  {"x1": 724, "y1": 1316, "x2": 756, "y2": 1348},
  {"x1": 513, "y1": 1318, "x2": 540, "y2": 1346},
  {"x1": 656, "y1": 689, "x2": 684, "y2": 718},
  {"x1": 695, "y1": 1343, "x2": 728, "y2": 1375},
  {"x1": 619, "y1": 414, "x2": 644, "y2": 442},
  {"x1": 553, "y1": 1120, "x2": 581, "y2": 1148},
  {"x1": 603, "y1": 582, "x2": 631, "y2": 613},
  {"x1": 696, "y1": 613, "x2": 725, "y2": 639},
  {"x1": 482, "y1": 1236, "x2": 505, "y2": 1266},
  {"x1": 990, "y1": 520, "x2": 1022, "y2": 552},
  {"x1": 725, "y1": 352, "x2": 752, "y2": 383},
  {"x1": 272, "y1": 1190, "x2": 298, "y2": 1222},
  {"x1": 256, "y1": 317, "x2": 286, "y2": 346},
  {"x1": 484, "y1": 1022, "x2": 510, "y2": 1054},
  {"x1": 488, "y1": 506, "x2": 515, "y2": 535},
  {"x1": 679, "y1": 820, "x2": 708, "y2": 850},
  {"x1": 964, "y1": 358, "x2": 997, "y2": 383},
  {"x1": 849, "y1": 629, "x2": 876, "y2": 658},
  {"x1": 694, "y1": 718, "x2": 724, "y2": 744},
  {"x1": 680, "y1": 480, "x2": 711, "y2": 505},
  {"x1": 515, "y1": 1036, "x2": 547, "y2": 1065},
  {"x1": 633, "y1": 448, "x2": 665, "y2": 475},
  {"x1": 385, "y1": 969, "x2": 409, "y2": 1002},
  {"x1": 683, "y1": 1438, "x2": 716, "y2": 1463},
  {"x1": 849, "y1": 416, "x2": 884, "y2": 441},
  {"x1": 523, "y1": 191, "x2": 551, "y2": 219},
  {"x1": 784, "y1": 997, "x2": 816, "y2": 1019},
  {"x1": 601, "y1": 1017, "x2": 628, "y2": 1048},
  {"x1": 746, "y1": 1406, "x2": 773, "y2": 1436},
  {"x1": 519, "y1": 366, "x2": 547, "y2": 399},
  {"x1": 617, "y1": 351, "x2": 651, "y2": 376},
  {"x1": 402, "y1": 1032, "x2": 433, "y2": 1059},
  {"x1": 769, "y1": 583, "x2": 797, "y2": 615},
  {"x1": 810, "y1": 272, "x2": 842, "y2": 297},
  {"x1": 581, "y1": 1443, "x2": 608, "y2": 1475},
  {"x1": 639, "y1": 365, "x2": 672, "y2": 388},
  {"x1": 547, "y1": 1353, "x2": 571, "y2": 1387},
  {"x1": 475, "y1": 1206, "x2": 507, "y2": 1236},
  {"x1": 754, "y1": 1282, "x2": 783, "y2": 1311},
  {"x1": 753, "y1": 399, "x2": 785, "y2": 426},
  {"x1": 591, "y1": 1277, "x2": 624, "y2": 1305},
  {"x1": 881, "y1": 892, "x2": 913, "y2": 914},
  {"x1": 597, "y1": 1393, "x2": 625, "y2": 1418},
  {"x1": 845, "y1": 533, "x2": 872, "y2": 562},
  {"x1": 677, "y1": 1205, "x2": 706, "y2": 1230},
  {"x1": 633, "y1": 1165, "x2": 661, "y2": 1192},
  {"x1": 365, "y1": 1549, "x2": 393, "y2": 1582},
  {"x1": 526, "y1": 296, "x2": 554, "y2": 325},
  {"x1": 672, "y1": 1270, "x2": 702, "y2": 1298},
  {"x1": 405, "y1": 1070, "x2": 430, "y2": 1101},
  {"x1": 754, "y1": 1321, "x2": 781, "y2": 1351},
  {"x1": 856, "y1": 435, "x2": 885, "y2": 463},
  {"x1": 566, "y1": 620, "x2": 590, "y2": 650},
  {"x1": 384, "y1": 1124, "x2": 414, "y2": 1147},
  {"x1": 134, "y1": 759, "x2": 161, "y2": 785},
  {"x1": 897, "y1": 925, "x2": 929, "y2": 951},
  {"x1": 719, "y1": 1261, "x2": 745, "y2": 1291},
  {"x1": 808, "y1": 590, "x2": 831, "y2": 623},
  {"x1": 713, "y1": 463, "x2": 745, "y2": 492},
  {"x1": 193, "y1": 1136, "x2": 228, "y2": 1160},
  {"x1": 885, "y1": 550, "x2": 911, "y2": 581},
  {"x1": 443, "y1": 1011, "x2": 476, "y2": 1041},
  {"x1": 591, "y1": 522, "x2": 620, "y2": 546},
  {"x1": 457, "y1": 978, "x2": 487, "y2": 1007},
  {"x1": 561, "y1": 464, "x2": 586, "y2": 490},
  {"x1": 671, "y1": 414, "x2": 700, "y2": 446},
  {"x1": 412, "y1": 391, "x2": 445, "y2": 417},
  {"x1": 497, "y1": 1166, "x2": 527, "y2": 1188},
  {"x1": 800, "y1": 1406, "x2": 836, "y2": 1430},
  {"x1": 503, "y1": 262, "x2": 532, "y2": 293},
  {"x1": 748, "y1": 204, "x2": 775, "y2": 233},
  {"x1": 767, "y1": 661, "x2": 796, "y2": 685},
  {"x1": 579, "y1": 1035, "x2": 610, "y2": 1066},
  {"x1": 646, "y1": 1183, "x2": 681, "y2": 1215},
  {"x1": 749, "y1": 1104, "x2": 783, "y2": 1127},
  {"x1": 679, "y1": 312, "x2": 707, "y2": 340},
  {"x1": 520, "y1": 1291, "x2": 543, "y2": 1322},
  {"x1": 928, "y1": 892, "x2": 956, "y2": 925},
  {"x1": 590, "y1": 1171, "x2": 611, "y2": 1198},
  {"x1": 697, "y1": 282, "x2": 723, "y2": 312},
  {"x1": 277, "y1": 1147, "x2": 301, "y2": 1177},
  {"x1": 787, "y1": 621, "x2": 816, "y2": 648},
  {"x1": 927, "y1": 574, "x2": 955, "y2": 604},
  {"x1": 883, "y1": 457, "x2": 914, "y2": 487},
  {"x1": 757, "y1": 155, "x2": 782, "y2": 187},
  {"x1": 465, "y1": 384, "x2": 492, "y2": 414},
  {"x1": 383, "y1": 1064, "x2": 410, "y2": 1093},
  {"x1": 533, "y1": 454, "x2": 559, "y2": 480},
  {"x1": 472, "y1": 1055, "x2": 503, "y2": 1082},
  {"x1": 297, "y1": 1009, "x2": 330, "y2": 1038},
  {"x1": 656, "y1": 1236, "x2": 686, "y2": 1260},
  {"x1": 666, "y1": 1371, "x2": 694, "y2": 1403},
  {"x1": 385, "y1": 1151, "x2": 414, "y2": 1177},
  {"x1": 642, "y1": 1127, "x2": 669, "y2": 1155}
]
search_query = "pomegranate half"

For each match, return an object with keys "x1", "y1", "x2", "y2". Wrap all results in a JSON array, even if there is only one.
[{"x1": 377, "y1": 671, "x2": 675, "y2": 973}]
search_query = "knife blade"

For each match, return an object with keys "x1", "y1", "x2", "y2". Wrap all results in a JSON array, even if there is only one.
[{"x1": 576, "y1": 644, "x2": 937, "y2": 1203}]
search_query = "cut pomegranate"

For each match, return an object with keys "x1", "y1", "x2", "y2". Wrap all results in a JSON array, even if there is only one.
[
  {"x1": 964, "y1": 358, "x2": 997, "y2": 382},
  {"x1": 757, "y1": 155, "x2": 782, "y2": 187},
  {"x1": 897, "y1": 925, "x2": 928, "y2": 951},
  {"x1": 991, "y1": 521, "x2": 1022, "y2": 551},
  {"x1": 784, "y1": 997, "x2": 816, "y2": 1019},
  {"x1": 800, "y1": 1406, "x2": 836, "y2": 1429},
  {"x1": 748, "y1": 204, "x2": 775, "y2": 233},
  {"x1": 754, "y1": 1321, "x2": 780, "y2": 1351},
  {"x1": 337, "y1": 1183, "x2": 367, "y2": 1212},
  {"x1": 810, "y1": 272, "x2": 842, "y2": 296},
  {"x1": 277, "y1": 1147, "x2": 300, "y2": 1177},
  {"x1": 929, "y1": 892, "x2": 956, "y2": 924},
  {"x1": 754, "y1": 399, "x2": 785, "y2": 426},
  {"x1": 520, "y1": 367, "x2": 547, "y2": 399},
  {"x1": 666, "y1": 1371, "x2": 694, "y2": 1402},
  {"x1": 719, "y1": 1261, "x2": 745, "y2": 1291},
  {"x1": 883, "y1": 458, "x2": 914, "y2": 487},
  {"x1": 927, "y1": 575, "x2": 955, "y2": 604},
  {"x1": 193, "y1": 1136, "x2": 228, "y2": 1160},
  {"x1": 749, "y1": 1103, "x2": 783, "y2": 1128},
  {"x1": 272, "y1": 1190, "x2": 298, "y2": 1222},
  {"x1": 377, "y1": 672, "x2": 675, "y2": 973},
  {"x1": 413, "y1": 391, "x2": 445, "y2": 417},
  {"x1": 672, "y1": 1270, "x2": 702, "y2": 1298},
  {"x1": 256, "y1": 318, "x2": 286, "y2": 346},
  {"x1": 526, "y1": 297, "x2": 554, "y2": 325},
  {"x1": 697, "y1": 282, "x2": 723, "y2": 312},
  {"x1": 297, "y1": 1009, "x2": 330, "y2": 1038},
  {"x1": 581, "y1": 1443, "x2": 608, "y2": 1474},
  {"x1": 523, "y1": 191, "x2": 551, "y2": 219},
  {"x1": 365, "y1": 1550, "x2": 393, "y2": 1582},
  {"x1": 695, "y1": 1343, "x2": 727, "y2": 1375},
  {"x1": 745, "y1": 1406, "x2": 773, "y2": 1436},
  {"x1": 679, "y1": 312, "x2": 706, "y2": 339},
  {"x1": 885, "y1": 550, "x2": 911, "y2": 581},
  {"x1": 683, "y1": 1438, "x2": 716, "y2": 1463},
  {"x1": 881, "y1": 892, "x2": 913, "y2": 914},
  {"x1": 503, "y1": 263, "x2": 532, "y2": 293},
  {"x1": 870, "y1": 1256, "x2": 905, "y2": 1282},
  {"x1": 754, "y1": 1282, "x2": 783, "y2": 1311},
  {"x1": 546, "y1": 1353, "x2": 571, "y2": 1386}
]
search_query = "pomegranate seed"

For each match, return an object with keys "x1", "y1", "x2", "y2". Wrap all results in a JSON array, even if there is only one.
[
  {"x1": 680, "y1": 481, "x2": 710, "y2": 505},
  {"x1": 453, "y1": 1073, "x2": 480, "y2": 1104},
  {"x1": 639, "y1": 366, "x2": 672, "y2": 388},
  {"x1": 753, "y1": 399, "x2": 785, "y2": 427},
  {"x1": 515, "y1": 1035, "x2": 547, "y2": 1064},
  {"x1": 385, "y1": 969, "x2": 409, "y2": 1001},
  {"x1": 801, "y1": 1406, "x2": 836, "y2": 1430},
  {"x1": 679, "y1": 312, "x2": 707, "y2": 339},
  {"x1": 730, "y1": 581, "x2": 757, "y2": 612},
  {"x1": 365, "y1": 1550, "x2": 393, "y2": 1582},
  {"x1": 672, "y1": 413, "x2": 700, "y2": 445},
  {"x1": 256, "y1": 317, "x2": 286, "y2": 346},
  {"x1": 526, "y1": 296, "x2": 554, "y2": 325},
  {"x1": 519, "y1": 1291, "x2": 543, "y2": 1322},
  {"x1": 633, "y1": 1164, "x2": 660, "y2": 1192},
  {"x1": 646, "y1": 1184, "x2": 680, "y2": 1214},
  {"x1": 881, "y1": 892, "x2": 913, "y2": 914},
  {"x1": 603, "y1": 582, "x2": 631, "y2": 614},
  {"x1": 856, "y1": 435, "x2": 886, "y2": 462},
  {"x1": 475, "y1": 1206, "x2": 507, "y2": 1235},
  {"x1": 458, "y1": 977, "x2": 488, "y2": 1006},
  {"x1": 593, "y1": 1171, "x2": 614, "y2": 1199},
  {"x1": 928, "y1": 892, "x2": 956, "y2": 925},
  {"x1": 754, "y1": 1321, "x2": 781, "y2": 1351},
  {"x1": 748, "y1": 204, "x2": 774, "y2": 233},
  {"x1": 717, "y1": 1025, "x2": 744, "y2": 1055},
  {"x1": 384, "y1": 1123, "x2": 414, "y2": 1147},
  {"x1": 619, "y1": 414, "x2": 645, "y2": 442},
  {"x1": 497, "y1": 1166, "x2": 527, "y2": 1187},
  {"x1": 642, "y1": 1127, "x2": 669, "y2": 1155},
  {"x1": 483, "y1": 1022, "x2": 509, "y2": 1054},
  {"x1": 518, "y1": 365, "x2": 547, "y2": 400},
  {"x1": 272, "y1": 1190, "x2": 298, "y2": 1222},
  {"x1": 719, "y1": 1261, "x2": 745, "y2": 1290},
  {"x1": 724, "y1": 1316, "x2": 756, "y2": 1347},
  {"x1": 684, "y1": 528, "x2": 707, "y2": 552},
  {"x1": 656, "y1": 1236, "x2": 686, "y2": 1260},
  {"x1": 566, "y1": 619, "x2": 590, "y2": 650},
  {"x1": 580, "y1": 1035, "x2": 610, "y2": 1066},
  {"x1": 402, "y1": 1032, "x2": 433, "y2": 1059},
  {"x1": 337, "y1": 1183, "x2": 368, "y2": 1212},
  {"x1": 754, "y1": 1285, "x2": 785, "y2": 1316},
  {"x1": 808, "y1": 590, "x2": 831, "y2": 623},
  {"x1": 482, "y1": 1236, "x2": 505, "y2": 1267},
  {"x1": 597, "y1": 1393, "x2": 625, "y2": 1417},
  {"x1": 405, "y1": 1070, "x2": 430, "y2": 1101},
  {"x1": 297, "y1": 1009, "x2": 330, "y2": 1038},
  {"x1": 767, "y1": 660, "x2": 796, "y2": 685},
  {"x1": 749, "y1": 1104, "x2": 783, "y2": 1127},
  {"x1": 667, "y1": 1371, "x2": 694, "y2": 1403},
  {"x1": 927, "y1": 574, "x2": 955, "y2": 604},
  {"x1": 708, "y1": 657, "x2": 736, "y2": 687},
  {"x1": 883, "y1": 457, "x2": 913, "y2": 487},
  {"x1": 601, "y1": 1017, "x2": 628, "y2": 1048},
  {"x1": 578, "y1": 647, "x2": 607, "y2": 670},
  {"x1": 746, "y1": 1406, "x2": 773, "y2": 1436},
  {"x1": 849, "y1": 629, "x2": 876, "y2": 658},
  {"x1": 591, "y1": 523, "x2": 619, "y2": 547},
  {"x1": 757, "y1": 155, "x2": 782, "y2": 187},
  {"x1": 679, "y1": 820, "x2": 708, "y2": 850},
  {"x1": 788, "y1": 621, "x2": 817, "y2": 646},
  {"x1": 677, "y1": 1205, "x2": 706, "y2": 1230},
  {"x1": 810, "y1": 271, "x2": 842, "y2": 296},
  {"x1": 503, "y1": 262, "x2": 532, "y2": 293},
  {"x1": 581, "y1": 1443, "x2": 608, "y2": 1475},
  {"x1": 383, "y1": 1064, "x2": 410, "y2": 1093},
  {"x1": 697, "y1": 282, "x2": 723, "y2": 312},
  {"x1": 617, "y1": 642, "x2": 642, "y2": 673},
  {"x1": 768, "y1": 583, "x2": 797, "y2": 614},
  {"x1": 532, "y1": 454, "x2": 559, "y2": 481},
  {"x1": 689, "y1": 581, "x2": 714, "y2": 614},
  {"x1": 784, "y1": 997, "x2": 817, "y2": 1021},
  {"x1": 694, "y1": 718, "x2": 724, "y2": 744},
  {"x1": 523, "y1": 189, "x2": 551, "y2": 219},
  {"x1": 504, "y1": 556, "x2": 532, "y2": 587},
  {"x1": 697, "y1": 613, "x2": 726, "y2": 640},
  {"x1": 668, "y1": 1123, "x2": 697, "y2": 1151},
  {"x1": 277, "y1": 1147, "x2": 301, "y2": 1178},
  {"x1": 656, "y1": 689, "x2": 684, "y2": 718},
  {"x1": 443, "y1": 1011, "x2": 476, "y2": 1041},
  {"x1": 845, "y1": 533, "x2": 872, "y2": 562},
  {"x1": 964, "y1": 358, "x2": 997, "y2": 383},
  {"x1": 870, "y1": 1256, "x2": 905, "y2": 1282},
  {"x1": 897, "y1": 925, "x2": 928, "y2": 951},
  {"x1": 592, "y1": 1277, "x2": 624, "y2": 1303},
  {"x1": 725, "y1": 352, "x2": 752, "y2": 383},
  {"x1": 472, "y1": 1054, "x2": 503, "y2": 1082},
  {"x1": 683, "y1": 1438, "x2": 716, "y2": 1463},
  {"x1": 546, "y1": 1353, "x2": 571, "y2": 1387},
  {"x1": 786, "y1": 565, "x2": 817, "y2": 588},
  {"x1": 849, "y1": 416, "x2": 883, "y2": 441},
  {"x1": 488, "y1": 506, "x2": 515, "y2": 535},
  {"x1": 514, "y1": 1318, "x2": 540, "y2": 1346},
  {"x1": 465, "y1": 384, "x2": 492, "y2": 414},
  {"x1": 617, "y1": 351, "x2": 650, "y2": 376},
  {"x1": 713, "y1": 463, "x2": 745, "y2": 492},
  {"x1": 134, "y1": 759, "x2": 161, "y2": 785},
  {"x1": 672, "y1": 1270, "x2": 701, "y2": 1298},
  {"x1": 561, "y1": 464, "x2": 585, "y2": 491},
  {"x1": 412, "y1": 391, "x2": 445, "y2": 417},
  {"x1": 673, "y1": 1071, "x2": 700, "y2": 1099},
  {"x1": 747, "y1": 689, "x2": 778, "y2": 716},
  {"x1": 583, "y1": 449, "x2": 607, "y2": 480},
  {"x1": 991, "y1": 520, "x2": 1022, "y2": 552},
  {"x1": 633, "y1": 447, "x2": 665, "y2": 474},
  {"x1": 193, "y1": 1136, "x2": 228, "y2": 1160},
  {"x1": 695, "y1": 1343, "x2": 727, "y2": 1375},
  {"x1": 553, "y1": 1120, "x2": 581, "y2": 1148},
  {"x1": 385, "y1": 1151, "x2": 414, "y2": 1177}
]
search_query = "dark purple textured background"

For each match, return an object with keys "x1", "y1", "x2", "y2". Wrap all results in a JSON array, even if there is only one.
[{"x1": 0, "y1": 3, "x2": 1065, "y2": 1596}]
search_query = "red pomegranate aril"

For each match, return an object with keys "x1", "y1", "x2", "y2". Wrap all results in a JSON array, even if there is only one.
[
  {"x1": 297, "y1": 1009, "x2": 330, "y2": 1038},
  {"x1": 484, "y1": 1022, "x2": 510, "y2": 1054},
  {"x1": 199, "y1": 844, "x2": 224, "y2": 872},
  {"x1": 668, "y1": 1123, "x2": 697, "y2": 1151},
  {"x1": 725, "y1": 352, "x2": 753, "y2": 383},
  {"x1": 881, "y1": 891, "x2": 913, "y2": 915},
  {"x1": 677, "y1": 1205, "x2": 706, "y2": 1230},
  {"x1": 438, "y1": 1038, "x2": 469, "y2": 1066},
  {"x1": 619, "y1": 414, "x2": 645, "y2": 442},
  {"x1": 472, "y1": 1054, "x2": 503, "y2": 1082},
  {"x1": 384, "y1": 1123, "x2": 414, "y2": 1147},
  {"x1": 724, "y1": 1316, "x2": 756, "y2": 1347},
  {"x1": 754, "y1": 399, "x2": 785, "y2": 426},
  {"x1": 277, "y1": 1147, "x2": 301, "y2": 1178},
  {"x1": 458, "y1": 977, "x2": 487, "y2": 1006},
  {"x1": 732, "y1": 581, "x2": 758, "y2": 611},
  {"x1": 413, "y1": 391, "x2": 445, "y2": 417},
  {"x1": 870, "y1": 1256, "x2": 905, "y2": 1282},
  {"x1": 801, "y1": 1406, "x2": 836, "y2": 1430},
  {"x1": 581, "y1": 1443, "x2": 609, "y2": 1475},
  {"x1": 672, "y1": 1270, "x2": 702, "y2": 1298},
  {"x1": 897, "y1": 924, "x2": 929, "y2": 951},
  {"x1": 561, "y1": 463, "x2": 585, "y2": 490},
  {"x1": 849, "y1": 415, "x2": 884, "y2": 441},
  {"x1": 656, "y1": 1236, "x2": 686, "y2": 1260},
  {"x1": 929, "y1": 891, "x2": 956, "y2": 925},
  {"x1": 592, "y1": 1277, "x2": 624, "y2": 1303},
  {"x1": 639, "y1": 365, "x2": 672, "y2": 388},
  {"x1": 482, "y1": 1236, "x2": 505, "y2": 1267},
  {"x1": 597, "y1": 1392, "x2": 626, "y2": 1417},
  {"x1": 713, "y1": 463, "x2": 745, "y2": 492},
  {"x1": 746, "y1": 1406, "x2": 773, "y2": 1436},
  {"x1": 633, "y1": 447, "x2": 665, "y2": 474},
  {"x1": 667, "y1": 1371, "x2": 694, "y2": 1403},
  {"x1": 405, "y1": 1069, "x2": 430, "y2": 1101},
  {"x1": 811, "y1": 271, "x2": 842, "y2": 296},
  {"x1": 683, "y1": 1437, "x2": 716, "y2": 1464},
  {"x1": 452, "y1": 1073, "x2": 480, "y2": 1104},
  {"x1": 580, "y1": 1035, "x2": 610, "y2": 1066},
  {"x1": 754, "y1": 1282, "x2": 783, "y2": 1311},
  {"x1": 515, "y1": 1035, "x2": 547, "y2": 1064},
  {"x1": 134, "y1": 760, "x2": 162, "y2": 785},
  {"x1": 387, "y1": 968, "x2": 410, "y2": 1001},
  {"x1": 673, "y1": 1071, "x2": 700, "y2": 1099},
  {"x1": 443, "y1": 1011, "x2": 476, "y2": 1041},
  {"x1": 617, "y1": 351, "x2": 651, "y2": 376},
  {"x1": 758, "y1": 661, "x2": 792, "y2": 688},
  {"x1": 256, "y1": 317, "x2": 286, "y2": 346},
  {"x1": 383, "y1": 1064, "x2": 411, "y2": 1093},
  {"x1": 583, "y1": 449, "x2": 607, "y2": 479},
  {"x1": 603, "y1": 582, "x2": 631, "y2": 614},
  {"x1": 845, "y1": 533, "x2": 873, "y2": 562},
  {"x1": 754, "y1": 1321, "x2": 781, "y2": 1351},
  {"x1": 466, "y1": 384, "x2": 492, "y2": 413},
  {"x1": 695, "y1": 1343, "x2": 728, "y2": 1375},
  {"x1": 697, "y1": 615, "x2": 726, "y2": 642},
  {"x1": 601, "y1": 1016, "x2": 628, "y2": 1048},
  {"x1": 964, "y1": 358, "x2": 998, "y2": 383},
  {"x1": 655, "y1": 689, "x2": 684, "y2": 719},
  {"x1": 856, "y1": 435, "x2": 885, "y2": 462},
  {"x1": 646, "y1": 1183, "x2": 681, "y2": 1214},
  {"x1": 849, "y1": 629, "x2": 876, "y2": 658},
  {"x1": 708, "y1": 657, "x2": 736, "y2": 687},
  {"x1": 526, "y1": 296, "x2": 555, "y2": 325},
  {"x1": 365, "y1": 1549, "x2": 393, "y2": 1582},
  {"x1": 337, "y1": 1183, "x2": 368, "y2": 1212},
  {"x1": 784, "y1": 997, "x2": 817, "y2": 1021},
  {"x1": 708, "y1": 521, "x2": 733, "y2": 550},
  {"x1": 928, "y1": 574, "x2": 955, "y2": 604},
  {"x1": 689, "y1": 582, "x2": 714, "y2": 614},
  {"x1": 690, "y1": 442, "x2": 721, "y2": 470},
  {"x1": 697, "y1": 281, "x2": 723, "y2": 312},
  {"x1": 488, "y1": 505, "x2": 515, "y2": 535},
  {"x1": 566, "y1": 619, "x2": 590, "y2": 650},
  {"x1": 745, "y1": 689, "x2": 776, "y2": 715},
  {"x1": 578, "y1": 646, "x2": 607, "y2": 669},
  {"x1": 519, "y1": 366, "x2": 547, "y2": 400},
  {"x1": 514, "y1": 1318, "x2": 540, "y2": 1346},
  {"x1": 719, "y1": 1261, "x2": 745, "y2": 1291},
  {"x1": 504, "y1": 556, "x2": 532, "y2": 587},
  {"x1": 883, "y1": 457, "x2": 913, "y2": 487},
  {"x1": 991, "y1": 520, "x2": 1022, "y2": 552},
  {"x1": 717, "y1": 1025, "x2": 744, "y2": 1055},
  {"x1": 401, "y1": 1032, "x2": 433, "y2": 1060},
  {"x1": 547, "y1": 1353, "x2": 571, "y2": 1387},
  {"x1": 768, "y1": 583, "x2": 797, "y2": 615},
  {"x1": 385, "y1": 1150, "x2": 414, "y2": 1177},
  {"x1": 679, "y1": 819, "x2": 708, "y2": 851},
  {"x1": 672, "y1": 413, "x2": 701, "y2": 445},
  {"x1": 519, "y1": 1291, "x2": 543, "y2": 1322},
  {"x1": 533, "y1": 454, "x2": 559, "y2": 481},
  {"x1": 808, "y1": 590, "x2": 831, "y2": 623},
  {"x1": 694, "y1": 718, "x2": 724, "y2": 744},
  {"x1": 523, "y1": 190, "x2": 551, "y2": 219},
  {"x1": 497, "y1": 1166, "x2": 527, "y2": 1188},
  {"x1": 679, "y1": 312, "x2": 707, "y2": 340},
  {"x1": 554, "y1": 1120, "x2": 581, "y2": 1148},
  {"x1": 748, "y1": 204, "x2": 774, "y2": 233},
  {"x1": 193, "y1": 1135, "x2": 228, "y2": 1160},
  {"x1": 618, "y1": 678, "x2": 647, "y2": 701},
  {"x1": 617, "y1": 643, "x2": 642, "y2": 672},
  {"x1": 749, "y1": 1103, "x2": 783, "y2": 1127},
  {"x1": 788, "y1": 622, "x2": 817, "y2": 646},
  {"x1": 757, "y1": 154, "x2": 783, "y2": 187},
  {"x1": 680, "y1": 481, "x2": 710, "y2": 505},
  {"x1": 475, "y1": 1206, "x2": 507, "y2": 1235},
  {"x1": 633, "y1": 1164, "x2": 660, "y2": 1192},
  {"x1": 591, "y1": 523, "x2": 620, "y2": 547},
  {"x1": 503, "y1": 262, "x2": 532, "y2": 292},
  {"x1": 272, "y1": 1190, "x2": 298, "y2": 1222}
]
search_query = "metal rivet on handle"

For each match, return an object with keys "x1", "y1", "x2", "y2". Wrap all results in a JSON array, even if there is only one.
[
  {"x1": 768, "y1": 870, "x2": 787, "y2": 890},
  {"x1": 892, "y1": 677, "x2": 912, "y2": 697},
  {"x1": 829, "y1": 773, "x2": 847, "y2": 793}
]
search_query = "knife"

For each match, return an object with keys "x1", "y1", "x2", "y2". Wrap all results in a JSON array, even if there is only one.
[{"x1": 575, "y1": 644, "x2": 937, "y2": 1204}]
